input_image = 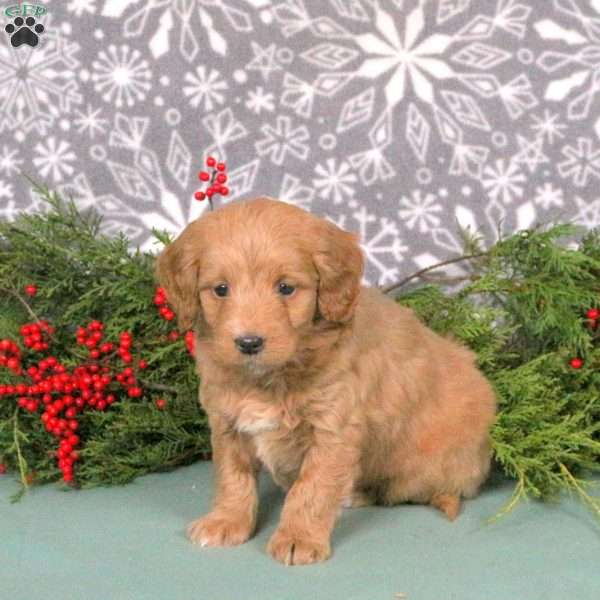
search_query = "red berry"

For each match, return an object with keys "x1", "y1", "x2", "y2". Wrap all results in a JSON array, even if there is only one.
[
  {"x1": 586, "y1": 308, "x2": 599, "y2": 320},
  {"x1": 198, "y1": 171, "x2": 210, "y2": 182},
  {"x1": 194, "y1": 191, "x2": 206, "y2": 201},
  {"x1": 219, "y1": 186, "x2": 229, "y2": 196},
  {"x1": 24, "y1": 285, "x2": 37, "y2": 297},
  {"x1": 216, "y1": 162, "x2": 226, "y2": 172},
  {"x1": 139, "y1": 359, "x2": 148, "y2": 370},
  {"x1": 216, "y1": 173, "x2": 227, "y2": 184},
  {"x1": 168, "y1": 331, "x2": 180, "y2": 341},
  {"x1": 206, "y1": 188, "x2": 215, "y2": 198},
  {"x1": 206, "y1": 156, "x2": 216, "y2": 167},
  {"x1": 570, "y1": 357, "x2": 584, "y2": 369},
  {"x1": 155, "y1": 398, "x2": 167, "y2": 410}
]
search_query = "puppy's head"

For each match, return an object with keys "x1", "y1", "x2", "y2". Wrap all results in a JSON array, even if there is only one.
[{"x1": 156, "y1": 198, "x2": 363, "y2": 371}]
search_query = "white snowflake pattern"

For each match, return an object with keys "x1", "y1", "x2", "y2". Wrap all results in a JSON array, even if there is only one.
[
  {"x1": 534, "y1": 183, "x2": 564, "y2": 210},
  {"x1": 0, "y1": 179, "x2": 13, "y2": 199},
  {"x1": 33, "y1": 137, "x2": 77, "y2": 183},
  {"x1": 351, "y1": 206, "x2": 408, "y2": 286},
  {"x1": 558, "y1": 137, "x2": 600, "y2": 187},
  {"x1": 482, "y1": 159, "x2": 526, "y2": 204},
  {"x1": 101, "y1": 1, "x2": 253, "y2": 61},
  {"x1": 183, "y1": 66, "x2": 228, "y2": 111},
  {"x1": 0, "y1": 146, "x2": 23, "y2": 177},
  {"x1": 73, "y1": 104, "x2": 108, "y2": 139},
  {"x1": 255, "y1": 116, "x2": 310, "y2": 165},
  {"x1": 398, "y1": 191, "x2": 443, "y2": 233},
  {"x1": 354, "y1": 2, "x2": 454, "y2": 107},
  {"x1": 536, "y1": 1, "x2": 600, "y2": 121},
  {"x1": 67, "y1": 0, "x2": 96, "y2": 16},
  {"x1": 91, "y1": 45, "x2": 152, "y2": 108},
  {"x1": 0, "y1": 18, "x2": 81, "y2": 135},
  {"x1": 312, "y1": 159, "x2": 357, "y2": 204},
  {"x1": 572, "y1": 196, "x2": 600, "y2": 228},
  {"x1": 530, "y1": 109, "x2": 567, "y2": 144},
  {"x1": 245, "y1": 86, "x2": 275, "y2": 115}
]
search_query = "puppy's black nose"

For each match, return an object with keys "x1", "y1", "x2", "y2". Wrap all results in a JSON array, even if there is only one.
[{"x1": 234, "y1": 335, "x2": 264, "y2": 355}]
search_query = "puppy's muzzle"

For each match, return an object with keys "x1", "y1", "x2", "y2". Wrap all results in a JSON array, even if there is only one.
[{"x1": 234, "y1": 335, "x2": 265, "y2": 355}]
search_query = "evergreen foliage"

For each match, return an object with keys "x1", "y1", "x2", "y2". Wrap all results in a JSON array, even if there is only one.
[{"x1": 0, "y1": 185, "x2": 599, "y2": 519}]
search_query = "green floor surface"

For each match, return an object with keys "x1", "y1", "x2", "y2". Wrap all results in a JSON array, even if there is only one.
[{"x1": 1, "y1": 463, "x2": 598, "y2": 600}]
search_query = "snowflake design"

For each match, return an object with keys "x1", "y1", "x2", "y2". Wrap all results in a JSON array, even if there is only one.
[
  {"x1": 102, "y1": 0, "x2": 254, "y2": 62},
  {"x1": 183, "y1": 66, "x2": 228, "y2": 111},
  {"x1": 202, "y1": 108, "x2": 248, "y2": 160},
  {"x1": 245, "y1": 86, "x2": 275, "y2": 115},
  {"x1": 313, "y1": 159, "x2": 356, "y2": 204},
  {"x1": 572, "y1": 196, "x2": 600, "y2": 228},
  {"x1": 354, "y1": 2, "x2": 454, "y2": 107},
  {"x1": 0, "y1": 20, "x2": 81, "y2": 135},
  {"x1": 0, "y1": 146, "x2": 23, "y2": 177},
  {"x1": 398, "y1": 191, "x2": 443, "y2": 233},
  {"x1": 255, "y1": 116, "x2": 310, "y2": 165},
  {"x1": 91, "y1": 45, "x2": 152, "y2": 108},
  {"x1": 530, "y1": 109, "x2": 567, "y2": 144},
  {"x1": 73, "y1": 104, "x2": 108, "y2": 139},
  {"x1": 534, "y1": 183, "x2": 564, "y2": 210},
  {"x1": 482, "y1": 159, "x2": 525, "y2": 204},
  {"x1": 0, "y1": 179, "x2": 12, "y2": 199},
  {"x1": 67, "y1": 0, "x2": 96, "y2": 16},
  {"x1": 350, "y1": 206, "x2": 408, "y2": 286},
  {"x1": 33, "y1": 137, "x2": 77, "y2": 183},
  {"x1": 536, "y1": 0, "x2": 600, "y2": 121},
  {"x1": 558, "y1": 137, "x2": 600, "y2": 187}
]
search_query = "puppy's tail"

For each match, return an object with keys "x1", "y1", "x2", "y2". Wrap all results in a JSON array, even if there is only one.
[{"x1": 430, "y1": 493, "x2": 461, "y2": 521}]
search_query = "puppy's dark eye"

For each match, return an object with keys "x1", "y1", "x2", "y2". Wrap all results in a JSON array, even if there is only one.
[
  {"x1": 278, "y1": 282, "x2": 295, "y2": 296},
  {"x1": 213, "y1": 284, "x2": 229, "y2": 298}
]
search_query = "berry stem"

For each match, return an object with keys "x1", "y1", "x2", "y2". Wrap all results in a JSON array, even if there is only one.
[
  {"x1": 0, "y1": 286, "x2": 41, "y2": 324},
  {"x1": 137, "y1": 379, "x2": 178, "y2": 394}
]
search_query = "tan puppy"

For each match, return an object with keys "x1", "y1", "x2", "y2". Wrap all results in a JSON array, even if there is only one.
[{"x1": 156, "y1": 197, "x2": 496, "y2": 565}]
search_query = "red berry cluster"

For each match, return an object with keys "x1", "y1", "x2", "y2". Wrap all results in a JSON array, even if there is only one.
[
  {"x1": 0, "y1": 338, "x2": 22, "y2": 375},
  {"x1": 75, "y1": 320, "x2": 112, "y2": 360},
  {"x1": 153, "y1": 287, "x2": 196, "y2": 357},
  {"x1": 154, "y1": 287, "x2": 175, "y2": 321},
  {"x1": 21, "y1": 321, "x2": 53, "y2": 352},
  {"x1": 569, "y1": 307, "x2": 599, "y2": 369},
  {"x1": 0, "y1": 317, "x2": 153, "y2": 482},
  {"x1": 0, "y1": 323, "x2": 116, "y2": 482},
  {"x1": 194, "y1": 157, "x2": 228, "y2": 203}
]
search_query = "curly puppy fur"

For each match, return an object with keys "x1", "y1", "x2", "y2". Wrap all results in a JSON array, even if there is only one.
[{"x1": 156, "y1": 197, "x2": 496, "y2": 566}]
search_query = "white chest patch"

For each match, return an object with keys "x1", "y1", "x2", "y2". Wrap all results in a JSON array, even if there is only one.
[{"x1": 235, "y1": 417, "x2": 280, "y2": 435}]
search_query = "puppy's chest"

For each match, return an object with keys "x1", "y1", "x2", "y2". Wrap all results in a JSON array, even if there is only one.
[{"x1": 230, "y1": 398, "x2": 311, "y2": 484}]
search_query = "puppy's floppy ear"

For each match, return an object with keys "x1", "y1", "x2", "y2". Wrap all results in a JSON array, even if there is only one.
[
  {"x1": 313, "y1": 219, "x2": 364, "y2": 323},
  {"x1": 155, "y1": 227, "x2": 201, "y2": 331}
]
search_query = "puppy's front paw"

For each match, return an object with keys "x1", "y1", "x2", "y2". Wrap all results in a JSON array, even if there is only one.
[
  {"x1": 267, "y1": 529, "x2": 331, "y2": 565},
  {"x1": 187, "y1": 512, "x2": 254, "y2": 547}
]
